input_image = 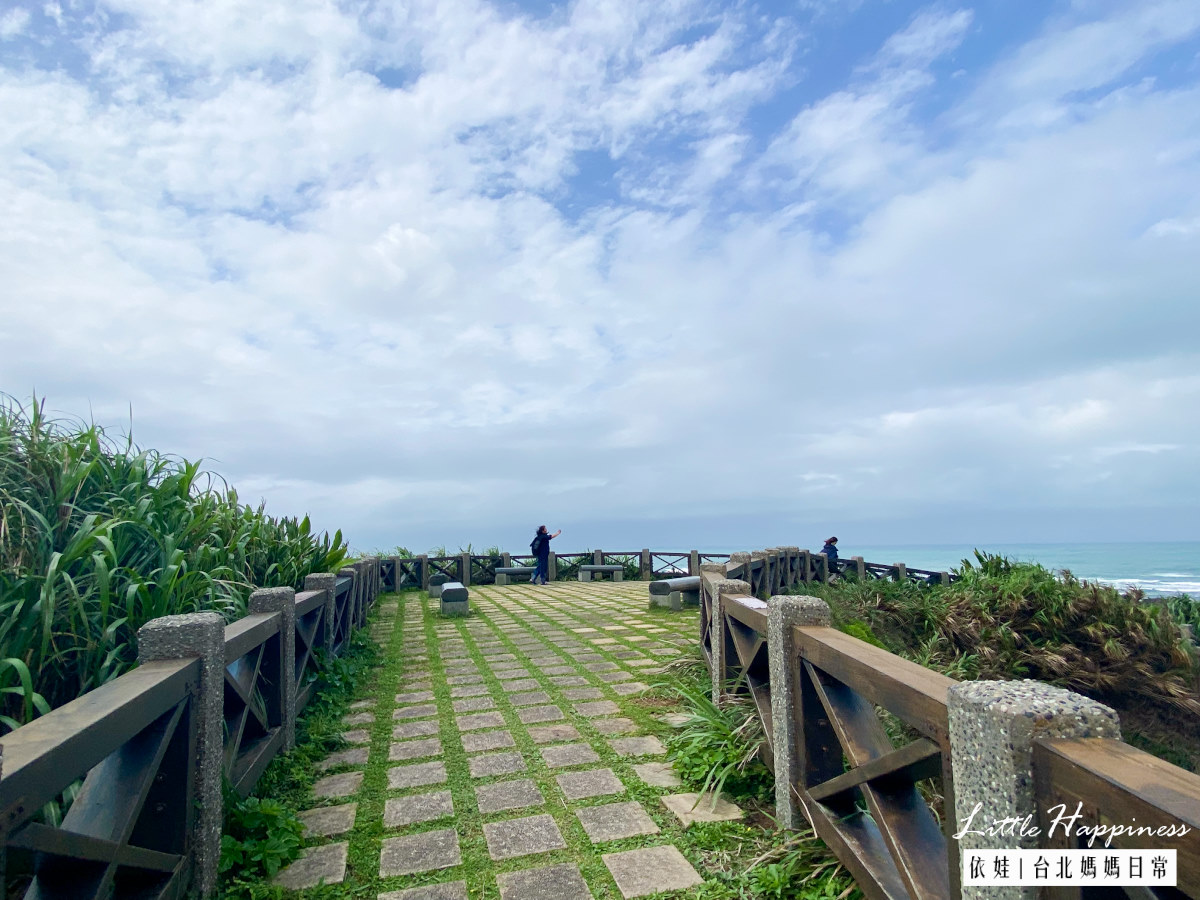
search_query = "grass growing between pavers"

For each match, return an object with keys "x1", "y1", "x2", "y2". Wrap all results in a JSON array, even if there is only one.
[{"x1": 247, "y1": 582, "x2": 855, "y2": 900}]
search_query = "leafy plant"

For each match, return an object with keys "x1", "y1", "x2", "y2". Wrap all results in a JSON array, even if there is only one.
[{"x1": 219, "y1": 791, "x2": 304, "y2": 880}]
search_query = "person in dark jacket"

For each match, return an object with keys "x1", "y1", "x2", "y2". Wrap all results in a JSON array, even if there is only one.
[
  {"x1": 530, "y1": 525, "x2": 561, "y2": 585},
  {"x1": 821, "y1": 536, "x2": 840, "y2": 577}
]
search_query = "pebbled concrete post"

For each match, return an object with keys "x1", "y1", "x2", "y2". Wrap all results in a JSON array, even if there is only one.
[
  {"x1": 249, "y1": 587, "x2": 297, "y2": 751},
  {"x1": 781, "y1": 546, "x2": 800, "y2": 588},
  {"x1": 728, "y1": 551, "x2": 751, "y2": 582},
  {"x1": 547, "y1": 550, "x2": 557, "y2": 581},
  {"x1": 419, "y1": 555, "x2": 430, "y2": 591},
  {"x1": 501, "y1": 552, "x2": 511, "y2": 568},
  {"x1": 304, "y1": 572, "x2": 337, "y2": 655},
  {"x1": 948, "y1": 680, "x2": 1120, "y2": 900},
  {"x1": 593, "y1": 549, "x2": 603, "y2": 566},
  {"x1": 640, "y1": 549, "x2": 651, "y2": 580},
  {"x1": 689, "y1": 550, "x2": 700, "y2": 576},
  {"x1": 893, "y1": 562, "x2": 907, "y2": 583},
  {"x1": 388, "y1": 556, "x2": 401, "y2": 591},
  {"x1": 767, "y1": 595, "x2": 831, "y2": 829},
  {"x1": 799, "y1": 550, "x2": 812, "y2": 584},
  {"x1": 710, "y1": 578, "x2": 752, "y2": 703},
  {"x1": 138, "y1": 612, "x2": 225, "y2": 899},
  {"x1": 339, "y1": 567, "x2": 359, "y2": 634},
  {"x1": 852, "y1": 556, "x2": 866, "y2": 580},
  {"x1": 460, "y1": 552, "x2": 471, "y2": 587}
]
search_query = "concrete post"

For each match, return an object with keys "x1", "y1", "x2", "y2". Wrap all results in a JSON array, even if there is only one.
[
  {"x1": 304, "y1": 572, "x2": 337, "y2": 655},
  {"x1": 799, "y1": 550, "x2": 811, "y2": 584},
  {"x1": 782, "y1": 547, "x2": 800, "y2": 588},
  {"x1": 501, "y1": 552, "x2": 511, "y2": 568},
  {"x1": 948, "y1": 681, "x2": 1120, "y2": 900},
  {"x1": 388, "y1": 556, "x2": 400, "y2": 591},
  {"x1": 751, "y1": 551, "x2": 768, "y2": 597},
  {"x1": 640, "y1": 549, "x2": 651, "y2": 581},
  {"x1": 688, "y1": 550, "x2": 700, "y2": 576},
  {"x1": 547, "y1": 550, "x2": 557, "y2": 581},
  {"x1": 853, "y1": 556, "x2": 866, "y2": 580},
  {"x1": 339, "y1": 568, "x2": 359, "y2": 634},
  {"x1": 815, "y1": 553, "x2": 829, "y2": 583},
  {"x1": 728, "y1": 551, "x2": 751, "y2": 582},
  {"x1": 249, "y1": 587, "x2": 297, "y2": 751},
  {"x1": 939, "y1": 571, "x2": 952, "y2": 585},
  {"x1": 137, "y1": 612, "x2": 225, "y2": 899},
  {"x1": 710, "y1": 578, "x2": 752, "y2": 704},
  {"x1": 894, "y1": 562, "x2": 907, "y2": 583},
  {"x1": 766, "y1": 548, "x2": 782, "y2": 595},
  {"x1": 767, "y1": 595, "x2": 832, "y2": 829},
  {"x1": 593, "y1": 549, "x2": 603, "y2": 566},
  {"x1": 419, "y1": 555, "x2": 429, "y2": 591},
  {"x1": 460, "y1": 552, "x2": 471, "y2": 587}
]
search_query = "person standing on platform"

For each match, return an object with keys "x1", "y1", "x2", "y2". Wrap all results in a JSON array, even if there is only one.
[{"x1": 530, "y1": 525, "x2": 561, "y2": 585}]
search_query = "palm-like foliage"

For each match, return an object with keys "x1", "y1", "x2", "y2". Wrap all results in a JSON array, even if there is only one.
[{"x1": 0, "y1": 396, "x2": 348, "y2": 730}]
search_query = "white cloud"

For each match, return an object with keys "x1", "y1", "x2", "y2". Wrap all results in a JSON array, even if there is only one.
[
  {"x1": 0, "y1": 8, "x2": 31, "y2": 39},
  {"x1": 1, "y1": 0, "x2": 1198, "y2": 552}
]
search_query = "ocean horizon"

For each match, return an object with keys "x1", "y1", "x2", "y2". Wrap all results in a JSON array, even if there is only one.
[{"x1": 766, "y1": 541, "x2": 1200, "y2": 598}]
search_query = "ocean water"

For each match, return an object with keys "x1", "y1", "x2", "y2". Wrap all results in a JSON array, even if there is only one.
[{"x1": 828, "y1": 542, "x2": 1200, "y2": 597}]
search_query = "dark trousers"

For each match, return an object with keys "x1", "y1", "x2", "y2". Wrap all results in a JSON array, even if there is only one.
[{"x1": 533, "y1": 557, "x2": 549, "y2": 584}]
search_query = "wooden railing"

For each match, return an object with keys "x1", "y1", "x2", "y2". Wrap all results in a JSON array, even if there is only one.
[
  {"x1": 0, "y1": 557, "x2": 383, "y2": 899},
  {"x1": 700, "y1": 550, "x2": 1200, "y2": 900}
]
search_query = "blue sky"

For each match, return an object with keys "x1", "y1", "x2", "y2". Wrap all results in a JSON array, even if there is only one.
[{"x1": 2, "y1": 0, "x2": 1199, "y2": 554}]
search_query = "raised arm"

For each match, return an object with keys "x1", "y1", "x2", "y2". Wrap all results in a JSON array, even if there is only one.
[{"x1": 551, "y1": 530, "x2": 562, "y2": 539}]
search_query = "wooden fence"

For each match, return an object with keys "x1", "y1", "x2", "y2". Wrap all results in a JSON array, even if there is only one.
[
  {"x1": 375, "y1": 545, "x2": 950, "y2": 589},
  {"x1": 0, "y1": 557, "x2": 383, "y2": 900},
  {"x1": 700, "y1": 549, "x2": 1200, "y2": 900}
]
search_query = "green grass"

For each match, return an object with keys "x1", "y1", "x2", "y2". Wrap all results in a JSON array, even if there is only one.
[{"x1": 0, "y1": 395, "x2": 348, "y2": 729}]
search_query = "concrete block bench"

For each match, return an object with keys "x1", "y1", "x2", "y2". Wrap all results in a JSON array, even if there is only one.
[
  {"x1": 579, "y1": 564, "x2": 624, "y2": 582},
  {"x1": 649, "y1": 576, "x2": 700, "y2": 610},
  {"x1": 495, "y1": 566, "x2": 535, "y2": 586},
  {"x1": 440, "y1": 581, "x2": 469, "y2": 616},
  {"x1": 428, "y1": 574, "x2": 450, "y2": 598}
]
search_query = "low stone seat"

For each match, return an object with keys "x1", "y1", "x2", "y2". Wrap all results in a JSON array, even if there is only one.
[
  {"x1": 428, "y1": 574, "x2": 450, "y2": 598},
  {"x1": 648, "y1": 576, "x2": 700, "y2": 611},
  {"x1": 440, "y1": 581, "x2": 469, "y2": 616},
  {"x1": 495, "y1": 566, "x2": 535, "y2": 586},
  {"x1": 578, "y1": 564, "x2": 624, "y2": 583}
]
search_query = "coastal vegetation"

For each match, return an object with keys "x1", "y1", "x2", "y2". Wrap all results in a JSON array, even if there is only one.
[
  {"x1": 0, "y1": 396, "x2": 348, "y2": 730},
  {"x1": 797, "y1": 552, "x2": 1200, "y2": 770}
]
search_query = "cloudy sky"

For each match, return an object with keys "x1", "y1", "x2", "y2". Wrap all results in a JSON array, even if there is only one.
[{"x1": 3, "y1": 0, "x2": 1199, "y2": 554}]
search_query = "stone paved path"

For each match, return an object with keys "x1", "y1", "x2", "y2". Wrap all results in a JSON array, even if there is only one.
[{"x1": 272, "y1": 580, "x2": 745, "y2": 898}]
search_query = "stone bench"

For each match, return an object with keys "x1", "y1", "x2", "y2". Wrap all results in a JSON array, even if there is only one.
[
  {"x1": 495, "y1": 566, "x2": 535, "y2": 586},
  {"x1": 428, "y1": 573, "x2": 450, "y2": 598},
  {"x1": 578, "y1": 564, "x2": 624, "y2": 582},
  {"x1": 439, "y1": 581, "x2": 469, "y2": 616},
  {"x1": 649, "y1": 576, "x2": 701, "y2": 610}
]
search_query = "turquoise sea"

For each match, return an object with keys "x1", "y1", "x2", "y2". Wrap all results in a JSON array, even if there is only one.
[{"x1": 816, "y1": 542, "x2": 1200, "y2": 597}]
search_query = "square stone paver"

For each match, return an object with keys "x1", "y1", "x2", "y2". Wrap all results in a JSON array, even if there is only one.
[
  {"x1": 462, "y1": 729, "x2": 516, "y2": 752},
  {"x1": 394, "y1": 720, "x2": 440, "y2": 739},
  {"x1": 342, "y1": 729, "x2": 371, "y2": 744},
  {"x1": 387, "y1": 761, "x2": 448, "y2": 789},
  {"x1": 585, "y1": 662, "x2": 619, "y2": 672},
  {"x1": 446, "y1": 674, "x2": 484, "y2": 685},
  {"x1": 527, "y1": 723, "x2": 582, "y2": 744},
  {"x1": 576, "y1": 801, "x2": 660, "y2": 843},
  {"x1": 273, "y1": 841, "x2": 348, "y2": 889},
  {"x1": 592, "y1": 718, "x2": 638, "y2": 735},
  {"x1": 483, "y1": 814, "x2": 567, "y2": 861},
  {"x1": 611, "y1": 682, "x2": 649, "y2": 696},
  {"x1": 384, "y1": 790, "x2": 455, "y2": 827},
  {"x1": 497, "y1": 863, "x2": 592, "y2": 900},
  {"x1": 469, "y1": 752, "x2": 526, "y2": 778},
  {"x1": 298, "y1": 802, "x2": 356, "y2": 837},
  {"x1": 317, "y1": 747, "x2": 369, "y2": 771},
  {"x1": 450, "y1": 684, "x2": 491, "y2": 698},
  {"x1": 380, "y1": 882, "x2": 469, "y2": 900},
  {"x1": 509, "y1": 691, "x2": 552, "y2": 707},
  {"x1": 561, "y1": 687, "x2": 604, "y2": 700},
  {"x1": 550, "y1": 676, "x2": 590, "y2": 687},
  {"x1": 602, "y1": 845, "x2": 702, "y2": 898},
  {"x1": 633, "y1": 762, "x2": 682, "y2": 788},
  {"x1": 541, "y1": 743, "x2": 600, "y2": 768},
  {"x1": 661, "y1": 792, "x2": 744, "y2": 825},
  {"x1": 555, "y1": 768, "x2": 625, "y2": 800},
  {"x1": 658, "y1": 712, "x2": 691, "y2": 727},
  {"x1": 500, "y1": 678, "x2": 540, "y2": 691},
  {"x1": 610, "y1": 736, "x2": 666, "y2": 757},
  {"x1": 574, "y1": 700, "x2": 621, "y2": 717},
  {"x1": 380, "y1": 828, "x2": 462, "y2": 876},
  {"x1": 313, "y1": 771, "x2": 363, "y2": 799},
  {"x1": 452, "y1": 696, "x2": 496, "y2": 713},
  {"x1": 457, "y1": 711, "x2": 507, "y2": 731},
  {"x1": 342, "y1": 711, "x2": 374, "y2": 726},
  {"x1": 517, "y1": 705, "x2": 564, "y2": 724},
  {"x1": 389, "y1": 737, "x2": 442, "y2": 761},
  {"x1": 597, "y1": 671, "x2": 633, "y2": 683},
  {"x1": 394, "y1": 704, "x2": 438, "y2": 720},
  {"x1": 395, "y1": 690, "x2": 435, "y2": 704},
  {"x1": 542, "y1": 666, "x2": 575, "y2": 676},
  {"x1": 475, "y1": 778, "x2": 544, "y2": 814}
]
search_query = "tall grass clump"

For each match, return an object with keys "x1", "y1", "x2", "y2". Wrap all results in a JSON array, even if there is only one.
[{"x1": 0, "y1": 396, "x2": 348, "y2": 731}]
